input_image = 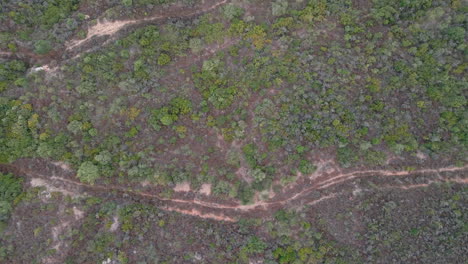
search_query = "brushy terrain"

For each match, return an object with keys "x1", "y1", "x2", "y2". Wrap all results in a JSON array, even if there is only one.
[{"x1": 0, "y1": 0, "x2": 467, "y2": 263}]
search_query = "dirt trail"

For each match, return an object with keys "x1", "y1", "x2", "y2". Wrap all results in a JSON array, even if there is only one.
[
  {"x1": 67, "y1": 0, "x2": 229, "y2": 56},
  {"x1": 2, "y1": 0, "x2": 466, "y2": 222},
  {"x1": 315, "y1": 166, "x2": 468, "y2": 190},
  {"x1": 2, "y1": 161, "x2": 467, "y2": 222},
  {"x1": 1, "y1": 0, "x2": 230, "y2": 65}
]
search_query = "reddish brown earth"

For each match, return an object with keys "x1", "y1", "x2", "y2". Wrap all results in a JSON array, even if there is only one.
[
  {"x1": 1, "y1": 158, "x2": 466, "y2": 222},
  {"x1": 67, "y1": 0, "x2": 229, "y2": 51},
  {"x1": 1, "y1": 0, "x2": 467, "y2": 223},
  {"x1": 0, "y1": 0, "x2": 232, "y2": 66}
]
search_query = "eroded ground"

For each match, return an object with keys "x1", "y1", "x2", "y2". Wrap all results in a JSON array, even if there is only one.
[{"x1": 0, "y1": 0, "x2": 467, "y2": 263}]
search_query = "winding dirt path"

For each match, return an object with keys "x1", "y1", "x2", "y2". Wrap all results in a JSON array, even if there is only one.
[
  {"x1": 1, "y1": 0, "x2": 467, "y2": 222},
  {"x1": 0, "y1": 0, "x2": 230, "y2": 64},
  {"x1": 2, "y1": 160, "x2": 467, "y2": 222},
  {"x1": 67, "y1": 0, "x2": 229, "y2": 51}
]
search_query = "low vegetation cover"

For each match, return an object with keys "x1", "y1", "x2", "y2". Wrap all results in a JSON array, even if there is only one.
[
  {"x1": 0, "y1": 0, "x2": 466, "y2": 262},
  {"x1": 0, "y1": 172, "x2": 22, "y2": 232}
]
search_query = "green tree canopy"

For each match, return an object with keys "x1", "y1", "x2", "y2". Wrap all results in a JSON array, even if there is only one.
[{"x1": 77, "y1": 161, "x2": 100, "y2": 184}]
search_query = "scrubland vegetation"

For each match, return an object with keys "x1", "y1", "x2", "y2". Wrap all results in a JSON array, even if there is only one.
[{"x1": 0, "y1": 0, "x2": 466, "y2": 263}]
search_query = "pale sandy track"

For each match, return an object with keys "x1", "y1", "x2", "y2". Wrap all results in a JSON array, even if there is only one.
[
  {"x1": 0, "y1": 0, "x2": 230, "y2": 64},
  {"x1": 67, "y1": 0, "x2": 229, "y2": 54},
  {"x1": 9, "y1": 162, "x2": 468, "y2": 222},
  {"x1": 1, "y1": 0, "x2": 467, "y2": 222},
  {"x1": 315, "y1": 165, "x2": 468, "y2": 190}
]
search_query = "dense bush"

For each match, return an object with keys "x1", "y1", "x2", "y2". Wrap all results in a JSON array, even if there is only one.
[
  {"x1": 34, "y1": 40, "x2": 52, "y2": 54},
  {"x1": 149, "y1": 97, "x2": 192, "y2": 130},
  {"x1": 223, "y1": 4, "x2": 244, "y2": 20},
  {"x1": 157, "y1": 53, "x2": 171, "y2": 66},
  {"x1": 194, "y1": 58, "x2": 240, "y2": 109},
  {"x1": 0, "y1": 0, "x2": 465, "y2": 217},
  {"x1": 0, "y1": 60, "x2": 27, "y2": 92},
  {"x1": 77, "y1": 161, "x2": 100, "y2": 184},
  {"x1": 0, "y1": 98, "x2": 39, "y2": 163},
  {"x1": 0, "y1": 173, "x2": 22, "y2": 229},
  {"x1": 272, "y1": 0, "x2": 288, "y2": 17}
]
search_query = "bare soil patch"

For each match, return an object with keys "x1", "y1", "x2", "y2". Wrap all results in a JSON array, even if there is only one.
[{"x1": 2, "y1": 159, "x2": 466, "y2": 222}]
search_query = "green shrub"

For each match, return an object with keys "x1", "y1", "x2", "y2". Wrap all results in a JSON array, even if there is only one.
[
  {"x1": 273, "y1": 246, "x2": 297, "y2": 264},
  {"x1": 445, "y1": 26, "x2": 466, "y2": 43},
  {"x1": 0, "y1": 60, "x2": 27, "y2": 92},
  {"x1": 237, "y1": 183, "x2": 254, "y2": 204},
  {"x1": 242, "y1": 143, "x2": 258, "y2": 168},
  {"x1": 0, "y1": 173, "x2": 22, "y2": 227},
  {"x1": 252, "y1": 168, "x2": 266, "y2": 183},
  {"x1": 0, "y1": 99, "x2": 39, "y2": 163},
  {"x1": 244, "y1": 236, "x2": 266, "y2": 254},
  {"x1": 157, "y1": 53, "x2": 171, "y2": 66},
  {"x1": 169, "y1": 97, "x2": 192, "y2": 115},
  {"x1": 67, "y1": 120, "x2": 83, "y2": 135},
  {"x1": 193, "y1": 16, "x2": 226, "y2": 44},
  {"x1": 41, "y1": 0, "x2": 80, "y2": 27},
  {"x1": 77, "y1": 161, "x2": 100, "y2": 184},
  {"x1": 0, "y1": 201, "x2": 12, "y2": 222},
  {"x1": 189, "y1": 38, "x2": 203, "y2": 53},
  {"x1": 122, "y1": 0, "x2": 133, "y2": 6},
  {"x1": 337, "y1": 146, "x2": 358, "y2": 168},
  {"x1": 223, "y1": 4, "x2": 244, "y2": 20},
  {"x1": 213, "y1": 181, "x2": 231, "y2": 195},
  {"x1": 298, "y1": 160, "x2": 316, "y2": 175},
  {"x1": 159, "y1": 111, "x2": 175, "y2": 126},
  {"x1": 94, "y1": 151, "x2": 112, "y2": 165},
  {"x1": 149, "y1": 97, "x2": 192, "y2": 129},
  {"x1": 297, "y1": 0, "x2": 327, "y2": 22},
  {"x1": 0, "y1": 173, "x2": 22, "y2": 204},
  {"x1": 272, "y1": 0, "x2": 288, "y2": 17},
  {"x1": 34, "y1": 40, "x2": 52, "y2": 54},
  {"x1": 194, "y1": 58, "x2": 240, "y2": 109}
]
